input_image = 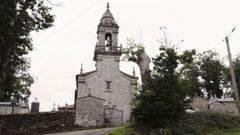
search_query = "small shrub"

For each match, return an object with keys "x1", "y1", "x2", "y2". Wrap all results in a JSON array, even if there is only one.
[
  {"x1": 170, "y1": 111, "x2": 240, "y2": 135},
  {"x1": 125, "y1": 111, "x2": 240, "y2": 135}
]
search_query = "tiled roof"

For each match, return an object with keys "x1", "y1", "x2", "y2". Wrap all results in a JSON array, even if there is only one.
[
  {"x1": 77, "y1": 70, "x2": 97, "y2": 77},
  {"x1": 58, "y1": 104, "x2": 74, "y2": 109},
  {"x1": 77, "y1": 95, "x2": 105, "y2": 101},
  {"x1": 120, "y1": 71, "x2": 138, "y2": 79}
]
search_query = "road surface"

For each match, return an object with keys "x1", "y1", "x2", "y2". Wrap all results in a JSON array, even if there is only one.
[{"x1": 45, "y1": 127, "x2": 119, "y2": 135}]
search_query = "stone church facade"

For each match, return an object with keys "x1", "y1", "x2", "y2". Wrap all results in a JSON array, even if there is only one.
[{"x1": 75, "y1": 3, "x2": 138, "y2": 126}]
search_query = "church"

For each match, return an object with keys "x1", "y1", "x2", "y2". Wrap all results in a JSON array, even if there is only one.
[{"x1": 75, "y1": 3, "x2": 138, "y2": 126}]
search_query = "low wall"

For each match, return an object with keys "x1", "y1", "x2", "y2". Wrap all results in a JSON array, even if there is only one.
[{"x1": 0, "y1": 111, "x2": 75, "y2": 135}]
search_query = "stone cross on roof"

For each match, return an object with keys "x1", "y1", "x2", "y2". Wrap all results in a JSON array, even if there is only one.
[
  {"x1": 80, "y1": 63, "x2": 83, "y2": 74},
  {"x1": 106, "y1": 2, "x2": 110, "y2": 11},
  {"x1": 34, "y1": 97, "x2": 38, "y2": 103},
  {"x1": 133, "y1": 66, "x2": 136, "y2": 76}
]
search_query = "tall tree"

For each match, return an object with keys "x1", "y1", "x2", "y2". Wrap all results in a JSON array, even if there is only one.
[
  {"x1": 132, "y1": 44, "x2": 188, "y2": 128},
  {"x1": 122, "y1": 38, "x2": 151, "y2": 81},
  {"x1": 131, "y1": 27, "x2": 191, "y2": 128},
  {"x1": 233, "y1": 55, "x2": 240, "y2": 97},
  {"x1": 198, "y1": 51, "x2": 227, "y2": 99},
  {"x1": 179, "y1": 50, "x2": 202, "y2": 97},
  {"x1": 0, "y1": 0, "x2": 54, "y2": 102},
  {"x1": 225, "y1": 54, "x2": 240, "y2": 98}
]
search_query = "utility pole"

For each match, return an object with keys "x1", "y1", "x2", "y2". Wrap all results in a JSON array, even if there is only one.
[{"x1": 225, "y1": 28, "x2": 240, "y2": 113}]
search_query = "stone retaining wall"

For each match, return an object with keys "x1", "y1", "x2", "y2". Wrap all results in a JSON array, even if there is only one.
[{"x1": 0, "y1": 111, "x2": 75, "y2": 135}]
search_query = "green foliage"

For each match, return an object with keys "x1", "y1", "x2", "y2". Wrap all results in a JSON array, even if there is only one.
[
  {"x1": 131, "y1": 28, "x2": 199, "y2": 129},
  {"x1": 107, "y1": 128, "x2": 124, "y2": 135},
  {"x1": 179, "y1": 62, "x2": 202, "y2": 97},
  {"x1": 170, "y1": 111, "x2": 240, "y2": 135},
  {"x1": 206, "y1": 128, "x2": 240, "y2": 135},
  {"x1": 122, "y1": 37, "x2": 150, "y2": 81},
  {"x1": 179, "y1": 49, "x2": 202, "y2": 97},
  {"x1": 132, "y1": 44, "x2": 188, "y2": 128},
  {"x1": 125, "y1": 28, "x2": 236, "y2": 133},
  {"x1": 117, "y1": 112, "x2": 240, "y2": 135},
  {"x1": 0, "y1": 0, "x2": 54, "y2": 101},
  {"x1": 232, "y1": 55, "x2": 240, "y2": 98},
  {"x1": 122, "y1": 37, "x2": 145, "y2": 64},
  {"x1": 198, "y1": 51, "x2": 228, "y2": 99}
]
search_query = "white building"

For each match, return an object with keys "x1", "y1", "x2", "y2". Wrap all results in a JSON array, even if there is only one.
[{"x1": 75, "y1": 3, "x2": 138, "y2": 126}]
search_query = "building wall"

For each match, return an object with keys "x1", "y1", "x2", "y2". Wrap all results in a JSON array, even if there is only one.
[
  {"x1": 77, "y1": 74, "x2": 135, "y2": 123},
  {"x1": 0, "y1": 106, "x2": 13, "y2": 115},
  {"x1": 77, "y1": 55, "x2": 137, "y2": 124},
  {"x1": 209, "y1": 102, "x2": 238, "y2": 114},
  {"x1": 0, "y1": 105, "x2": 29, "y2": 115},
  {"x1": 97, "y1": 27, "x2": 118, "y2": 46},
  {"x1": 104, "y1": 108, "x2": 123, "y2": 126},
  {"x1": 0, "y1": 111, "x2": 75, "y2": 135},
  {"x1": 75, "y1": 96, "x2": 104, "y2": 126},
  {"x1": 192, "y1": 96, "x2": 208, "y2": 111}
]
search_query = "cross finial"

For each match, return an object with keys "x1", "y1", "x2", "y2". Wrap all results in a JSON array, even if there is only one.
[
  {"x1": 107, "y1": 2, "x2": 110, "y2": 10},
  {"x1": 52, "y1": 103, "x2": 56, "y2": 111},
  {"x1": 133, "y1": 66, "x2": 136, "y2": 76},
  {"x1": 34, "y1": 97, "x2": 38, "y2": 103},
  {"x1": 80, "y1": 64, "x2": 83, "y2": 74}
]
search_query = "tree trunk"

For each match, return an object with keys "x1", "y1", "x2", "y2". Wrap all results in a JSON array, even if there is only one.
[{"x1": 137, "y1": 51, "x2": 151, "y2": 82}]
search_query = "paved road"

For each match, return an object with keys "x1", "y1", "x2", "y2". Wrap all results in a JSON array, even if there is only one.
[{"x1": 45, "y1": 127, "x2": 119, "y2": 135}]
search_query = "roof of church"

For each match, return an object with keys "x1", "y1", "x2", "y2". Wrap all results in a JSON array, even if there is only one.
[
  {"x1": 99, "y1": 3, "x2": 118, "y2": 27},
  {"x1": 77, "y1": 70, "x2": 97, "y2": 77},
  {"x1": 120, "y1": 71, "x2": 138, "y2": 79},
  {"x1": 102, "y1": 3, "x2": 114, "y2": 19},
  {"x1": 77, "y1": 95, "x2": 105, "y2": 101}
]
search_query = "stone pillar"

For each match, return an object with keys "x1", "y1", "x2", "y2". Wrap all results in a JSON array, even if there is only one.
[{"x1": 31, "y1": 102, "x2": 40, "y2": 113}]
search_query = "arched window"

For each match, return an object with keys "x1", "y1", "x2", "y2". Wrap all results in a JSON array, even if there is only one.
[{"x1": 105, "y1": 33, "x2": 112, "y2": 46}]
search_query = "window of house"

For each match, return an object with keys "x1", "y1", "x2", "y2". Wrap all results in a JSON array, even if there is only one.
[{"x1": 106, "y1": 81, "x2": 111, "y2": 89}]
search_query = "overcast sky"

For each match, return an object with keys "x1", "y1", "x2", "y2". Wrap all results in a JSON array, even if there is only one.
[{"x1": 29, "y1": 0, "x2": 240, "y2": 111}]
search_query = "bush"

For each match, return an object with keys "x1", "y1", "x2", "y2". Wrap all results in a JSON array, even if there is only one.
[
  {"x1": 121, "y1": 111, "x2": 240, "y2": 135},
  {"x1": 170, "y1": 111, "x2": 240, "y2": 135}
]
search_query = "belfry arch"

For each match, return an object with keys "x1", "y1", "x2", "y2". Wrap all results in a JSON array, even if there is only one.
[{"x1": 105, "y1": 32, "x2": 112, "y2": 46}]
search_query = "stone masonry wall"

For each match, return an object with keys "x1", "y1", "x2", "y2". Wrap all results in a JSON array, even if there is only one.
[
  {"x1": 209, "y1": 102, "x2": 238, "y2": 114},
  {"x1": 104, "y1": 108, "x2": 123, "y2": 127},
  {"x1": 0, "y1": 111, "x2": 75, "y2": 135},
  {"x1": 75, "y1": 96, "x2": 104, "y2": 127}
]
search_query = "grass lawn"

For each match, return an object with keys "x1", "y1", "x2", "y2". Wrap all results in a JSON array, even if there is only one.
[
  {"x1": 106, "y1": 127, "x2": 124, "y2": 135},
  {"x1": 206, "y1": 128, "x2": 240, "y2": 135},
  {"x1": 106, "y1": 127, "x2": 240, "y2": 135}
]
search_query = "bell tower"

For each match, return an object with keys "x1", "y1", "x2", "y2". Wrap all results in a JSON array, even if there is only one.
[{"x1": 93, "y1": 3, "x2": 121, "y2": 61}]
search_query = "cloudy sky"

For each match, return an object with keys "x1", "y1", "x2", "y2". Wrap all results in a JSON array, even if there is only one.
[{"x1": 29, "y1": 0, "x2": 240, "y2": 111}]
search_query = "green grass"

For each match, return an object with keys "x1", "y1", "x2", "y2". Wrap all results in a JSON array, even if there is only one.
[
  {"x1": 206, "y1": 128, "x2": 240, "y2": 135},
  {"x1": 106, "y1": 127, "x2": 240, "y2": 135},
  {"x1": 106, "y1": 127, "x2": 124, "y2": 135},
  {"x1": 105, "y1": 111, "x2": 240, "y2": 135}
]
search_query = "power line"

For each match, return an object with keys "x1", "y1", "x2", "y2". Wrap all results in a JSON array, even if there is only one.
[
  {"x1": 38, "y1": 0, "x2": 104, "y2": 45},
  {"x1": 210, "y1": 39, "x2": 225, "y2": 51}
]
